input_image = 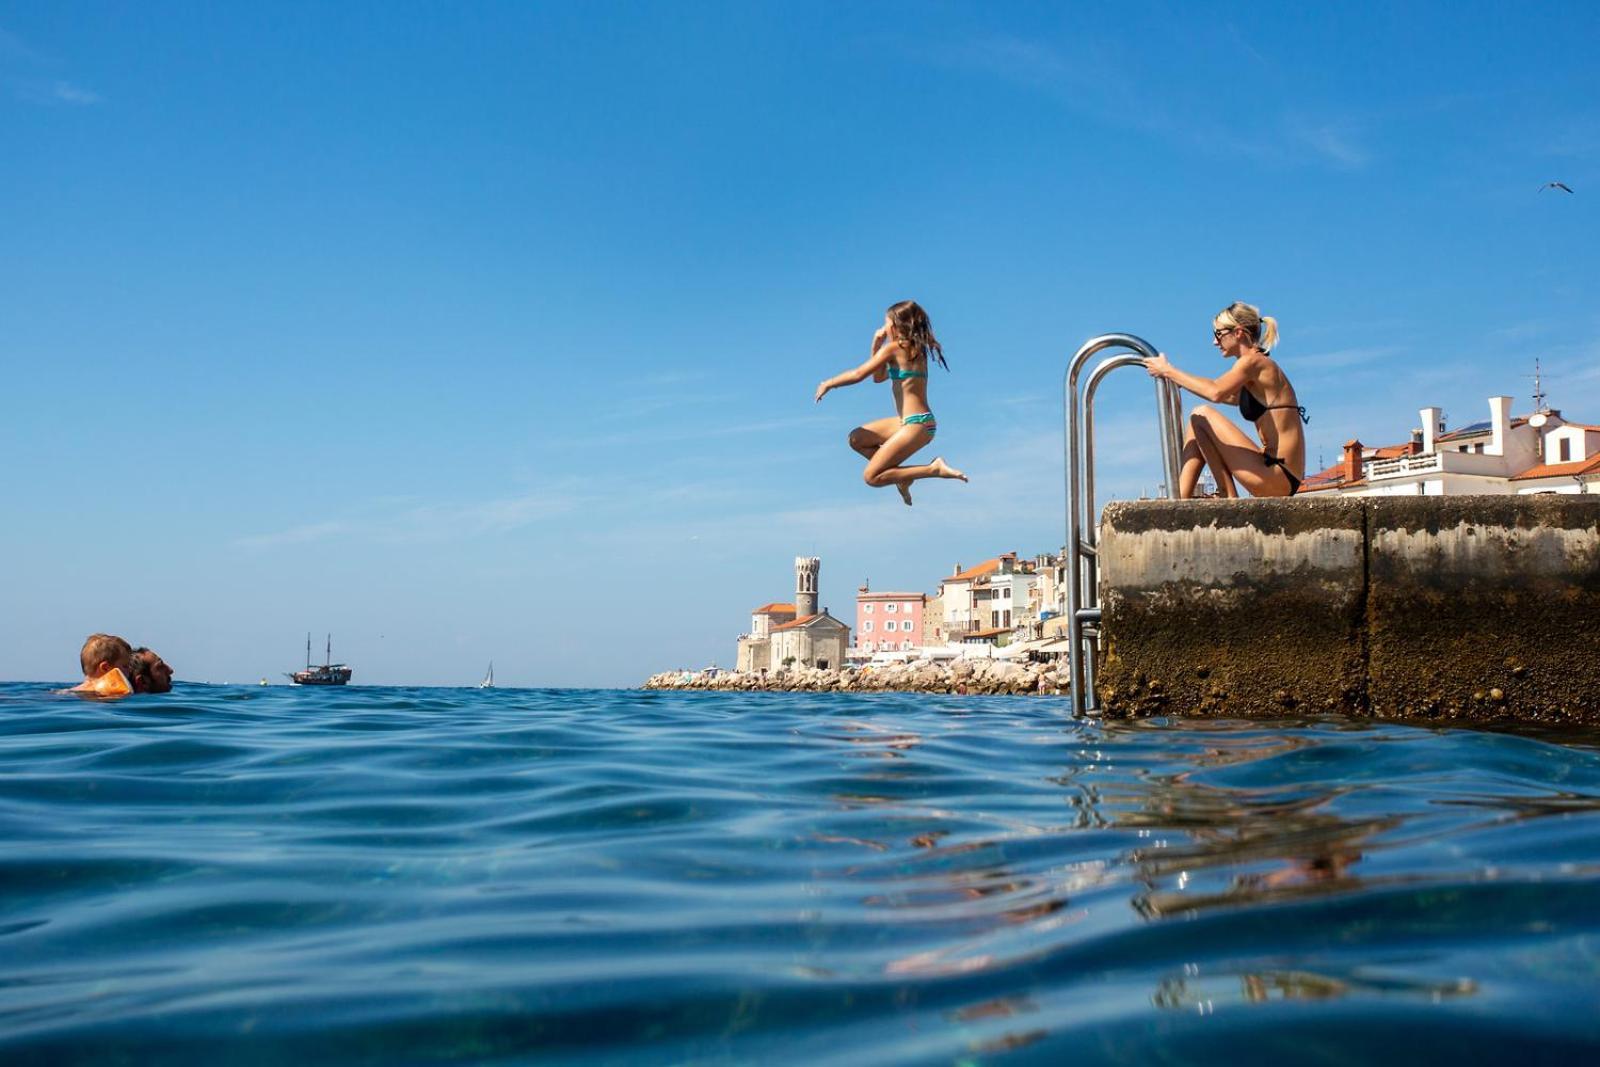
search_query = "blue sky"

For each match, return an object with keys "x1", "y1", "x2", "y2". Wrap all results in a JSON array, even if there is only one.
[{"x1": 3, "y1": 1, "x2": 1596, "y2": 687}]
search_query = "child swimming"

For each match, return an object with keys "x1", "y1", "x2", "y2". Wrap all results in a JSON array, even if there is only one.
[
  {"x1": 71, "y1": 632, "x2": 135, "y2": 698},
  {"x1": 814, "y1": 301, "x2": 968, "y2": 506}
]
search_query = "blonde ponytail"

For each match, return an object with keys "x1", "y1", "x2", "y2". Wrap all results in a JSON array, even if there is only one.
[
  {"x1": 1258, "y1": 315, "x2": 1279, "y2": 352},
  {"x1": 1214, "y1": 301, "x2": 1278, "y2": 352}
]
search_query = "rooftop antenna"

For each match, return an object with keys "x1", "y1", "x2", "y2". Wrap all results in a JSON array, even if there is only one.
[{"x1": 1526, "y1": 357, "x2": 1555, "y2": 414}]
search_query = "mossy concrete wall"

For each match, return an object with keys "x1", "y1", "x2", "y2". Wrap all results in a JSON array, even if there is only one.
[{"x1": 1097, "y1": 496, "x2": 1600, "y2": 724}]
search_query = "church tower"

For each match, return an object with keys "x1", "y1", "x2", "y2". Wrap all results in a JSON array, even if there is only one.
[{"x1": 795, "y1": 556, "x2": 820, "y2": 618}]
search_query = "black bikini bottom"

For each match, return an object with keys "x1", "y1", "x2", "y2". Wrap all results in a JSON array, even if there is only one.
[{"x1": 1262, "y1": 451, "x2": 1301, "y2": 496}]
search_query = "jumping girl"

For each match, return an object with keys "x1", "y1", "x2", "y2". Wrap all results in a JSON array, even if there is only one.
[
  {"x1": 815, "y1": 301, "x2": 968, "y2": 506},
  {"x1": 1144, "y1": 301, "x2": 1308, "y2": 498}
]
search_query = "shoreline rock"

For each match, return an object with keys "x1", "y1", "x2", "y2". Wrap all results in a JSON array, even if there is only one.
[{"x1": 642, "y1": 659, "x2": 1066, "y2": 697}]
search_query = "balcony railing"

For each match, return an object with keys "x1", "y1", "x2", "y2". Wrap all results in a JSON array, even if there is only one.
[{"x1": 1367, "y1": 452, "x2": 1441, "y2": 480}]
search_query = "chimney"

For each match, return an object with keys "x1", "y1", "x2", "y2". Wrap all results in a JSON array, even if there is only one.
[
  {"x1": 1419, "y1": 406, "x2": 1443, "y2": 453},
  {"x1": 1343, "y1": 439, "x2": 1364, "y2": 484},
  {"x1": 1410, "y1": 429, "x2": 1423, "y2": 455},
  {"x1": 952, "y1": 563, "x2": 962, "y2": 577},
  {"x1": 1488, "y1": 396, "x2": 1513, "y2": 456}
]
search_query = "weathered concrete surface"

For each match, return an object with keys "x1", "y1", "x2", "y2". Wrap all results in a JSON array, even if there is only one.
[
  {"x1": 1366, "y1": 496, "x2": 1600, "y2": 723},
  {"x1": 1098, "y1": 498, "x2": 1367, "y2": 717},
  {"x1": 1097, "y1": 495, "x2": 1600, "y2": 724}
]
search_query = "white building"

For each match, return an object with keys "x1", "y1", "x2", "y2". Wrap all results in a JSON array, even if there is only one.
[{"x1": 1301, "y1": 395, "x2": 1600, "y2": 497}]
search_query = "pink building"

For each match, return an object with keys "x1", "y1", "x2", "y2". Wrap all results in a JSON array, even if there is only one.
[{"x1": 854, "y1": 583, "x2": 927, "y2": 654}]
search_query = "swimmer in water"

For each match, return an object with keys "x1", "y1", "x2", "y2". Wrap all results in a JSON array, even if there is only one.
[
  {"x1": 814, "y1": 300, "x2": 968, "y2": 506},
  {"x1": 71, "y1": 632, "x2": 135, "y2": 697},
  {"x1": 131, "y1": 647, "x2": 174, "y2": 694}
]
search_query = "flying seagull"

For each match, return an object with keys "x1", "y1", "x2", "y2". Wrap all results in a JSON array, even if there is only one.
[{"x1": 1540, "y1": 181, "x2": 1574, "y2": 193}]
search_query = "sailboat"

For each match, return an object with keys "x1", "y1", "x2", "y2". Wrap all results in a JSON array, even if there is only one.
[
  {"x1": 286, "y1": 633, "x2": 353, "y2": 686},
  {"x1": 479, "y1": 662, "x2": 495, "y2": 689}
]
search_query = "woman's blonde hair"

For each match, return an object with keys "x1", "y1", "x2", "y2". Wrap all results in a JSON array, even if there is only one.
[{"x1": 1214, "y1": 301, "x2": 1279, "y2": 352}]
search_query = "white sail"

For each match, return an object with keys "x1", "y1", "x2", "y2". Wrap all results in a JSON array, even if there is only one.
[{"x1": 479, "y1": 662, "x2": 494, "y2": 688}]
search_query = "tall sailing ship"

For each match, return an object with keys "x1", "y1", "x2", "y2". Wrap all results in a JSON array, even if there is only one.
[{"x1": 287, "y1": 633, "x2": 353, "y2": 686}]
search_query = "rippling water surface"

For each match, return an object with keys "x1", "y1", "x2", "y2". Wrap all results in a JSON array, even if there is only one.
[{"x1": 3, "y1": 683, "x2": 1600, "y2": 1064}]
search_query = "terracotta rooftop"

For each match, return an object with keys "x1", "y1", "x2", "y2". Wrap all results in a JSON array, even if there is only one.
[
  {"x1": 948, "y1": 559, "x2": 1000, "y2": 583},
  {"x1": 1509, "y1": 455, "x2": 1600, "y2": 481},
  {"x1": 857, "y1": 591, "x2": 924, "y2": 600},
  {"x1": 752, "y1": 602, "x2": 797, "y2": 615},
  {"x1": 962, "y1": 627, "x2": 1010, "y2": 640}
]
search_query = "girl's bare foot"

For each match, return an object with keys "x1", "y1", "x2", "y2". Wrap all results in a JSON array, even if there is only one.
[
  {"x1": 931, "y1": 457, "x2": 968, "y2": 482},
  {"x1": 897, "y1": 484, "x2": 914, "y2": 507}
]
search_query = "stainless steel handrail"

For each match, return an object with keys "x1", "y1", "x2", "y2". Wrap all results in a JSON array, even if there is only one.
[{"x1": 1064, "y1": 334, "x2": 1184, "y2": 716}]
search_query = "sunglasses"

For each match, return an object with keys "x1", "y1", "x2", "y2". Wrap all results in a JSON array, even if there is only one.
[{"x1": 1213, "y1": 326, "x2": 1237, "y2": 340}]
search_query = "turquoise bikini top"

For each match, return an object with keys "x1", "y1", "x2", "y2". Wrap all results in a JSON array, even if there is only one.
[{"x1": 886, "y1": 364, "x2": 927, "y2": 381}]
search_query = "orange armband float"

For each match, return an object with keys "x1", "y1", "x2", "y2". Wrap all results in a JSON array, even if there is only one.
[{"x1": 75, "y1": 668, "x2": 134, "y2": 698}]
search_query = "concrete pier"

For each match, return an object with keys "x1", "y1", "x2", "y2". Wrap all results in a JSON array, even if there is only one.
[{"x1": 1097, "y1": 496, "x2": 1600, "y2": 724}]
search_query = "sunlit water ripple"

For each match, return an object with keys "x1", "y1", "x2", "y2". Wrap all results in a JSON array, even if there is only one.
[{"x1": 3, "y1": 683, "x2": 1600, "y2": 1064}]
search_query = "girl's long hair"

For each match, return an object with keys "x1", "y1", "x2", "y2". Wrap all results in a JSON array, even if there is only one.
[{"x1": 888, "y1": 300, "x2": 948, "y2": 370}]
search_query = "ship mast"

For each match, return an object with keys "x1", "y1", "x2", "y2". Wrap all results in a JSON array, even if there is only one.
[
  {"x1": 306, "y1": 632, "x2": 312, "y2": 669},
  {"x1": 325, "y1": 634, "x2": 332, "y2": 667}
]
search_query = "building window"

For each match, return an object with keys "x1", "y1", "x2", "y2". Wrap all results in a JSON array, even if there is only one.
[
  {"x1": 863, "y1": 620, "x2": 873, "y2": 632},
  {"x1": 1004, "y1": 610, "x2": 1012, "y2": 628},
  {"x1": 863, "y1": 603, "x2": 873, "y2": 613},
  {"x1": 885, "y1": 603, "x2": 897, "y2": 613},
  {"x1": 901, "y1": 641, "x2": 913, "y2": 650},
  {"x1": 901, "y1": 602, "x2": 914, "y2": 614},
  {"x1": 1475, "y1": 443, "x2": 1485, "y2": 454},
  {"x1": 1560, "y1": 438, "x2": 1572, "y2": 463}
]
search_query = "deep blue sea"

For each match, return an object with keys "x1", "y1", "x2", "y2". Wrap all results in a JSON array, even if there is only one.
[{"x1": 3, "y1": 683, "x2": 1600, "y2": 1065}]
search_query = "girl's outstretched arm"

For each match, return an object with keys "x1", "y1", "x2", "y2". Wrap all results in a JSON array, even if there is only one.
[
  {"x1": 1145, "y1": 352, "x2": 1254, "y2": 403},
  {"x1": 816, "y1": 342, "x2": 896, "y2": 403}
]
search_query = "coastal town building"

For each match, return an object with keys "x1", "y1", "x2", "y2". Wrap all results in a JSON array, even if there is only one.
[
  {"x1": 922, "y1": 592, "x2": 946, "y2": 647},
  {"x1": 937, "y1": 556, "x2": 1005, "y2": 638},
  {"x1": 735, "y1": 557, "x2": 849, "y2": 673},
  {"x1": 852, "y1": 583, "x2": 927, "y2": 656},
  {"x1": 1300, "y1": 394, "x2": 1600, "y2": 497}
]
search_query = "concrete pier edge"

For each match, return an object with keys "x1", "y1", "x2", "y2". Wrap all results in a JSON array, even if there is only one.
[{"x1": 1097, "y1": 496, "x2": 1600, "y2": 724}]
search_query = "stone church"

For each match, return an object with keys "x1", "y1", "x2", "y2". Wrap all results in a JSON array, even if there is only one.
[{"x1": 735, "y1": 556, "x2": 851, "y2": 673}]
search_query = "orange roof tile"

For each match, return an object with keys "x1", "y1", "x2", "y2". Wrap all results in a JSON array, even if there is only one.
[
  {"x1": 948, "y1": 558, "x2": 1001, "y2": 583},
  {"x1": 753, "y1": 602, "x2": 797, "y2": 615},
  {"x1": 1510, "y1": 455, "x2": 1600, "y2": 481}
]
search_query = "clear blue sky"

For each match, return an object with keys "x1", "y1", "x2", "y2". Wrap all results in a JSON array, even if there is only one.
[{"x1": 3, "y1": 1, "x2": 1596, "y2": 687}]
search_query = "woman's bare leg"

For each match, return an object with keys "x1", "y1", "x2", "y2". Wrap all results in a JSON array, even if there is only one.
[
  {"x1": 1179, "y1": 420, "x2": 1207, "y2": 498},
  {"x1": 848, "y1": 416, "x2": 904, "y2": 460},
  {"x1": 1191, "y1": 409, "x2": 1239, "y2": 497},
  {"x1": 862, "y1": 424, "x2": 967, "y2": 506},
  {"x1": 1190, "y1": 406, "x2": 1296, "y2": 498}
]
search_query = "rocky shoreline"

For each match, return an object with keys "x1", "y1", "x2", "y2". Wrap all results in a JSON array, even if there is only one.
[{"x1": 642, "y1": 658, "x2": 1066, "y2": 696}]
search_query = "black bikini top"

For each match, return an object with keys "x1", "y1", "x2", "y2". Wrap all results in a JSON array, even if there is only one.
[{"x1": 1240, "y1": 388, "x2": 1309, "y2": 424}]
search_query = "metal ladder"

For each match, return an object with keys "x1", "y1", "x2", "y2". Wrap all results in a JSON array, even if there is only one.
[{"x1": 1063, "y1": 334, "x2": 1185, "y2": 715}]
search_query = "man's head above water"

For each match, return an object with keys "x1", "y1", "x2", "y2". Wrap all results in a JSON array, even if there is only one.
[{"x1": 130, "y1": 648, "x2": 174, "y2": 694}]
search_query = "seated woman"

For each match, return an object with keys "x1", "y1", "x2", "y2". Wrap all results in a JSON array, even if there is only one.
[{"x1": 1144, "y1": 301, "x2": 1308, "y2": 498}]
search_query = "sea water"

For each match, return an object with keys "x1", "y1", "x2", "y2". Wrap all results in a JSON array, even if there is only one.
[{"x1": 2, "y1": 683, "x2": 1599, "y2": 1064}]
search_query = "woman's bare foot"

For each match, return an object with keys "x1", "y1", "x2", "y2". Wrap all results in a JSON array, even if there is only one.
[
  {"x1": 897, "y1": 484, "x2": 914, "y2": 507},
  {"x1": 930, "y1": 457, "x2": 968, "y2": 482}
]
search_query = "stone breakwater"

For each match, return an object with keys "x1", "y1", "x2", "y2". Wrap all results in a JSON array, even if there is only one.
[{"x1": 643, "y1": 659, "x2": 1066, "y2": 697}]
